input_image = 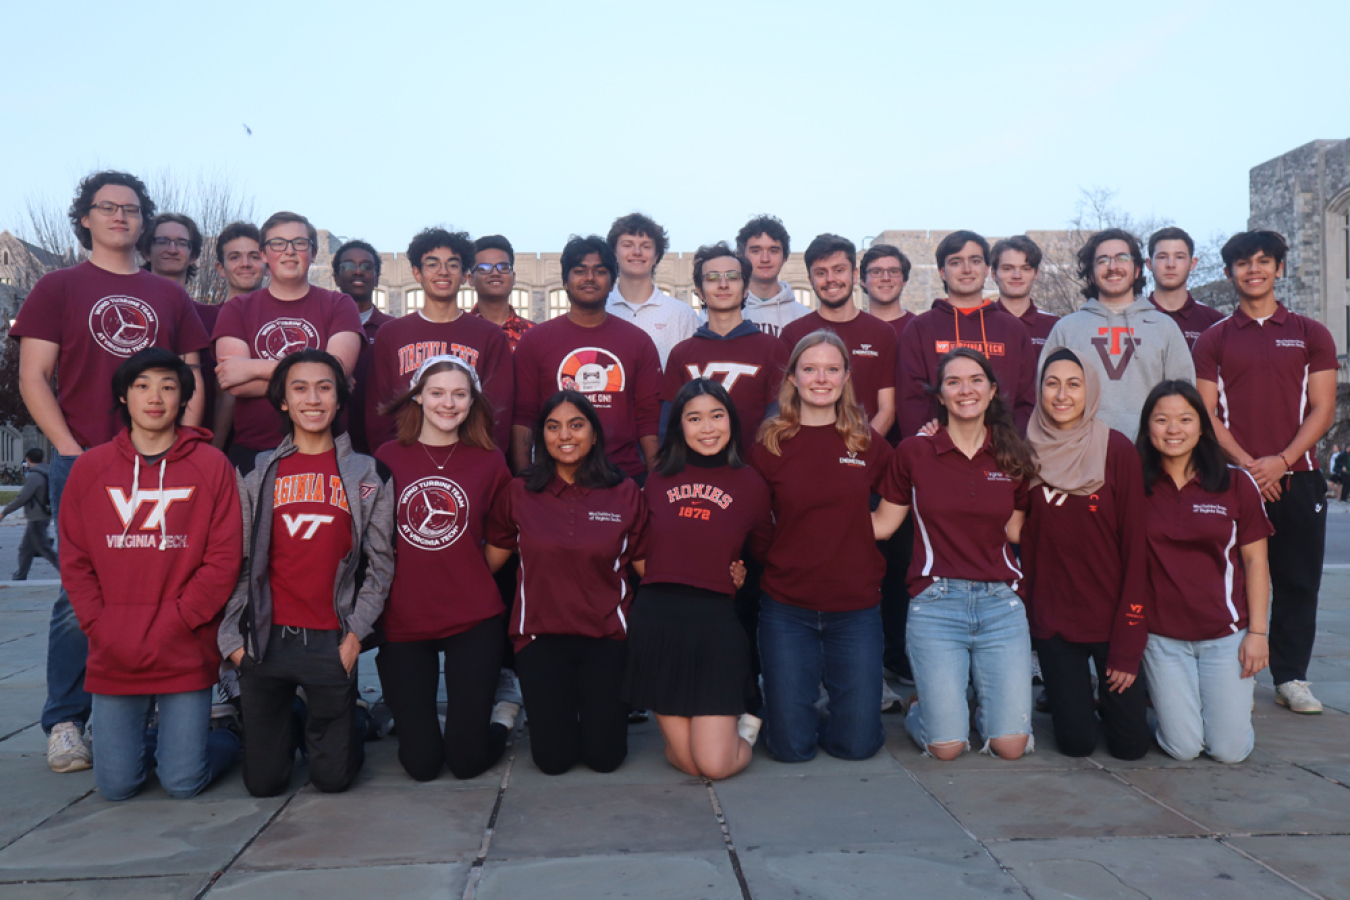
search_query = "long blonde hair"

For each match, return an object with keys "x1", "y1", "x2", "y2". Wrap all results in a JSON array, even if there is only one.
[{"x1": 757, "y1": 330, "x2": 871, "y2": 456}]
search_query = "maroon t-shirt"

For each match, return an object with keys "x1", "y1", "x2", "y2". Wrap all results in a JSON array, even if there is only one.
[
  {"x1": 1020, "y1": 431, "x2": 1148, "y2": 674},
  {"x1": 881, "y1": 313, "x2": 914, "y2": 444},
  {"x1": 1143, "y1": 468, "x2": 1274, "y2": 642},
  {"x1": 348, "y1": 308, "x2": 395, "y2": 455},
  {"x1": 512, "y1": 315, "x2": 662, "y2": 478},
  {"x1": 1192, "y1": 304, "x2": 1338, "y2": 471},
  {"x1": 780, "y1": 311, "x2": 897, "y2": 424},
  {"x1": 660, "y1": 329, "x2": 789, "y2": 445},
  {"x1": 994, "y1": 299, "x2": 1058, "y2": 348},
  {"x1": 10, "y1": 262, "x2": 210, "y2": 448},
  {"x1": 642, "y1": 463, "x2": 773, "y2": 596},
  {"x1": 212, "y1": 286, "x2": 363, "y2": 450},
  {"x1": 377, "y1": 440, "x2": 512, "y2": 641},
  {"x1": 486, "y1": 477, "x2": 648, "y2": 651},
  {"x1": 365, "y1": 311, "x2": 514, "y2": 454},
  {"x1": 269, "y1": 449, "x2": 352, "y2": 630},
  {"x1": 194, "y1": 301, "x2": 223, "y2": 440},
  {"x1": 1148, "y1": 292, "x2": 1225, "y2": 351},
  {"x1": 879, "y1": 428, "x2": 1031, "y2": 596},
  {"x1": 750, "y1": 425, "x2": 892, "y2": 611}
]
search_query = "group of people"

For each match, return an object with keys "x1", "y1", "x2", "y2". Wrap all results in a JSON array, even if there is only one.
[{"x1": 9, "y1": 168, "x2": 1337, "y2": 800}]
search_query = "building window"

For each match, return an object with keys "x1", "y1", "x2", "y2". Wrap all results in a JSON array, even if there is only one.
[
  {"x1": 547, "y1": 289, "x2": 570, "y2": 320},
  {"x1": 405, "y1": 289, "x2": 424, "y2": 312},
  {"x1": 372, "y1": 288, "x2": 388, "y2": 313},
  {"x1": 458, "y1": 288, "x2": 478, "y2": 312},
  {"x1": 511, "y1": 289, "x2": 532, "y2": 320},
  {"x1": 793, "y1": 288, "x2": 818, "y2": 310}
]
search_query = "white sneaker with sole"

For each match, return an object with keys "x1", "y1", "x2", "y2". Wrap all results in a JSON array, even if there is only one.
[
  {"x1": 490, "y1": 701, "x2": 521, "y2": 731},
  {"x1": 737, "y1": 714, "x2": 763, "y2": 747},
  {"x1": 881, "y1": 678, "x2": 904, "y2": 712},
  {"x1": 1275, "y1": 680, "x2": 1323, "y2": 714},
  {"x1": 47, "y1": 722, "x2": 92, "y2": 773}
]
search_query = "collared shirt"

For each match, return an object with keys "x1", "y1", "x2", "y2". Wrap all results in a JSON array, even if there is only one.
[
  {"x1": 1147, "y1": 292, "x2": 1224, "y2": 350},
  {"x1": 606, "y1": 284, "x2": 699, "y2": 367},
  {"x1": 472, "y1": 303, "x2": 534, "y2": 352},
  {"x1": 994, "y1": 298, "x2": 1059, "y2": 348}
]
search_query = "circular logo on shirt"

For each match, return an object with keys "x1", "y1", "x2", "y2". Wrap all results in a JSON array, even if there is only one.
[
  {"x1": 397, "y1": 476, "x2": 469, "y2": 550},
  {"x1": 557, "y1": 347, "x2": 626, "y2": 395},
  {"x1": 88, "y1": 296, "x2": 159, "y2": 356},
  {"x1": 254, "y1": 318, "x2": 321, "y2": 360}
]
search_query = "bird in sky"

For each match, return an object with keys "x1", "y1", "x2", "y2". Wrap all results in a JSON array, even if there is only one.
[{"x1": 243, "y1": 124, "x2": 252, "y2": 136}]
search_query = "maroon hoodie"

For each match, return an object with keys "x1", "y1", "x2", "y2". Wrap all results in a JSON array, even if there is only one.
[{"x1": 60, "y1": 426, "x2": 243, "y2": 695}]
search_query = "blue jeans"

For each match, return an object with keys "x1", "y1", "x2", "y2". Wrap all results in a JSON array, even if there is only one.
[
  {"x1": 904, "y1": 579, "x2": 1033, "y2": 754},
  {"x1": 1143, "y1": 630, "x2": 1254, "y2": 764},
  {"x1": 42, "y1": 451, "x2": 90, "y2": 733},
  {"x1": 757, "y1": 593, "x2": 884, "y2": 762},
  {"x1": 91, "y1": 690, "x2": 240, "y2": 800}
]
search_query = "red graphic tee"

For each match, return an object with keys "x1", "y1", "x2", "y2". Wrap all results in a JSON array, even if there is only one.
[{"x1": 269, "y1": 449, "x2": 352, "y2": 630}]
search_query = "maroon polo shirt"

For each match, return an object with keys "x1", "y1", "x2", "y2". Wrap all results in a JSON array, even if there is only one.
[
  {"x1": 365, "y1": 311, "x2": 514, "y2": 454},
  {"x1": 212, "y1": 286, "x2": 363, "y2": 450},
  {"x1": 1148, "y1": 292, "x2": 1224, "y2": 351},
  {"x1": 1020, "y1": 430, "x2": 1148, "y2": 674},
  {"x1": 376, "y1": 441, "x2": 511, "y2": 642},
  {"x1": 780, "y1": 310, "x2": 897, "y2": 424},
  {"x1": 348, "y1": 307, "x2": 395, "y2": 454},
  {"x1": 994, "y1": 299, "x2": 1058, "y2": 349},
  {"x1": 1192, "y1": 303, "x2": 1338, "y2": 471},
  {"x1": 1143, "y1": 468, "x2": 1273, "y2": 642},
  {"x1": 661, "y1": 329, "x2": 789, "y2": 445},
  {"x1": 879, "y1": 428, "x2": 1031, "y2": 596},
  {"x1": 11, "y1": 262, "x2": 210, "y2": 449},
  {"x1": 486, "y1": 476, "x2": 648, "y2": 651},
  {"x1": 642, "y1": 463, "x2": 773, "y2": 596},
  {"x1": 512, "y1": 314, "x2": 662, "y2": 478},
  {"x1": 750, "y1": 425, "x2": 892, "y2": 612}
]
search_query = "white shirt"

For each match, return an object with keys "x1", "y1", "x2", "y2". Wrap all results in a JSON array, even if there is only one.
[{"x1": 606, "y1": 284, "x2": 699, "y2": 368}]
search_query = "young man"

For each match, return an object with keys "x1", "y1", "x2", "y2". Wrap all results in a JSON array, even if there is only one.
[
  {"x1": 1147, "y1": 227, "x2": 1225, "y2": 350},
  {"x1": 512, "y1": 235, "x2": 661, "y2": 480},
  {"x1": 365, "y1": 229, "x2": 512, "y2": 452},
  {"x1": 897, "y1": 230, "x2": 1036, "y2": 436},
  {"x1": 0, "y1": 448, "x2": 58, "y2": 580},
  {"x1": 11, "y1": 170, "x2": 211, "y2": 773},
  {"x1": 220, "y1": 348, "x2": 393, "y2": 796},
  {"x1": 736, "y1": 215, "x2": 811, "y2": 339},
  {"x1": 1193, "y1": 230, "x2": 1338, "y2": 715},
  {"x1": 212, "y1": 211, "x2": 363, "y2": 472},
  {"x1": 472, "y1": 235, "x2": 534, "y2": 351},
  {"x1": 333, "y1": 239, "x2": 393, "y2": 455},
  {"x1": 200, "y1": 222, "x2": 266, "y2": 451},
  {"x1": 140, "y1": 213, "x2": 203, "y2": 290},
  {"x1": 605, "y1": 213, "x2": 698, "y2": 366},
  {"x1": 991, "y1": 235, "x2": 1058, "y2": 347},
  {"x1": 780, "y1": 235, "x2": 898, "y2": 435},
  {"x1": 1041, "y1": 228, "x2": 1193, "y2": 438}
]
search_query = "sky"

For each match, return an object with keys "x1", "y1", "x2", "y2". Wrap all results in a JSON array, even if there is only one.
[{"x1": 3, "y1": 0, "x2": 1348, "y2": 259}]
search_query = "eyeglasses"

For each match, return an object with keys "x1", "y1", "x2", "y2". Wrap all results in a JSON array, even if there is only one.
[
  {"x1": 474, "y1": 262, "x2": 514, "y2": 275},
  {"x1": 1094, "y1": 253, "x2": 1134, "y2": 268},
  {"x1": 703, "y1": 271, "x2": 743, "y2": 284},
  {"x1": 338, "y1": 260, "x2": 376, "y2": 274},
  {"x1": 151, "y1": 237, "x2": 193, "y2": 250},
  {"x1": 866, "y1": 266, "x2": 904, "y2": 279},
  {"x1": 89, "y1": 202, "x2": 142, "y2": 218},
  {"x1": 420, "y1": 258, "x2": 462, "y2": 274},
  {"x1": 264, "y1": 238, "x2": 315, "y2": 253}
]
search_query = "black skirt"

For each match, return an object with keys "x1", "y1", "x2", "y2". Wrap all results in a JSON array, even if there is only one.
[{"x1": 622, "y1": 582, "x2": 752, "y2": 718}]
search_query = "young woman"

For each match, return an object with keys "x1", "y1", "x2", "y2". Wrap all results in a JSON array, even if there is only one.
[
  {"x1": 1020, "y1": 348, "x2": 1149, "y2": 759},
  {"x1": 873, "y1": 348, "x2": 1037, "y2": 761},
  {"x1": 486, "y1": 391, "x2": 648, "y2": 775},
  {"x1": 374, "y1": 355, "x2": 515, "y2": 781},
  {"x1": 1138, "y1": 381, "x2": 1272, "y2": 763},
  {"x1": 219, "y1": 348, "x2": 395, "y2": 797},
  {"x1": 750, "y1": 331, "x2": 892, "y2": 763},
  {"x1": 625, "y1": 379, "x2": 772, "y2": 779},
  {"x1": 61, "y1": 348, "x2": 242, "y2": 800}
]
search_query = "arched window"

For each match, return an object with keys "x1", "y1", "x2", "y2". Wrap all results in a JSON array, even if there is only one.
[
  {"x1": 458, "y1": 287, "x2": 478, "y2": 312},
  {"x1": 372, "y1": 288, "x2": 388, "y2": 313},
  {"x1": 793, "y1": 288, "x2": 818, "y2": 310},
  {"x1": 547, "y1": 289, "x2": 570, "y2": 320},
  {"x1": 405, "y1": 289, "x2": 424, "y2": 312}
]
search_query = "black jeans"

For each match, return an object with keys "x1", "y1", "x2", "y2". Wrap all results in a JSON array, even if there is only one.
[
  {"x1": 226, "y1": 443, "x2": 272, "y2": 476},
  {"x1": 376, "y1": 615, "x2": 508, "y2": 781},
  {"x1": 1033, "y1": 635, "x2": 1149, "y2": 759},
  {"x1": 238, "y1": 625, "x2": 364, "y2": 796},
  {"x1": 879, "y1": 517, "x2": 915, "y2": 678},
  {"x1": 514, "y1": 635, "x2": 628, "y2": 775},
  {"x1": 1266, "y1": 471, "x2": 1327, "y2": 684}
]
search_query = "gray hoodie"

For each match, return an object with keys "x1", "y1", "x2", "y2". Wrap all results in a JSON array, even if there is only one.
[
  {"x1": 1040, "y1": 296, "x2": 1195, "y2": 439},
  {"x1": 741, "y1": 280, "x2": 812, "y2": 340},
  {"x1": 2, "y1": 463, "x2": 50, "y2": 523}
]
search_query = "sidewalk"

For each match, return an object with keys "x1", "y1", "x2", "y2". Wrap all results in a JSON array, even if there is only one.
[{"x1": 0, "y1": 576, "x2": 1347, "y2": 900}]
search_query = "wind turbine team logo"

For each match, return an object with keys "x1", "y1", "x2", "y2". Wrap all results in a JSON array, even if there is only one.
[
  {"x1": 397, "y1": 477, "x2": 470, "y2": 550},
  {"x1": 254, "y1": 318, "x2": 321, "y2": 360},
  {"x1": 557, "y1": 348, "x2": 625, "y2": 401},
  {"x1": 89, "y1": 296, "x2": 159, "y2": 356}
]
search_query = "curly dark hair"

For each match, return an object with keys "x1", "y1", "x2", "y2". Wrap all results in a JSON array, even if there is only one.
[
  {"x1": 407, "y1": 227, "x2": 474, "y2": 271},
  {"x1": 333, "y1": 239, "x2": 382, "y2": 280},
  {"x1": 1221, "y1": 230, "x2": 1288, "y2": 271},
  {"x1": 139, "y1": 213, "x2": 204, "y2": 283},
  {"x1": 607, "y1": 212, "x2": 669, "y2": 268},
  {"x1": 69, "y1": 170, "x2": 155, "y2": 251},
  {"x1": 1077, "y1": 228, "x2": 1146, "y2": 300},
  {"x1": 735, "y1": 215, "x2": 790, "y2": 256},
  {"x1": 474, "y1": 234, "x2": 515, "y2": 267}
]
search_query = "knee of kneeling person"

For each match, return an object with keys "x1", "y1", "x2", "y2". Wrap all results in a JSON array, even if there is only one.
[
  {"x1": 310, "y1": 771, "x2": 357, "y2": 793},
  {"x1": 927, "y1": 740, "x2": 965, "y2": 761},
  {"x1": 1207, "y1": 736, "x2": 1253, "y2": 765},
  {"x1": 988, "y1": 735, "x2": 1029, "y2": 760},
  {"x1": 97, "y1": 779, "x2": 143, "y2": 802},
  {"x1": 587, "y1": 749, "x2": 627, "y2": 775}
]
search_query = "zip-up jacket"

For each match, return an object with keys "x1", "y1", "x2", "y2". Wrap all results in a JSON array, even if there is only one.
[{"x1": 2, "y1": 463, "x2": 51, "y2": 523}]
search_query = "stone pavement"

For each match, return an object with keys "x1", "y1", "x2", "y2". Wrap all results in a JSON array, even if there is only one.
[{"x1": 0, "y1": 577, "x2": 1348, "y2": 900}]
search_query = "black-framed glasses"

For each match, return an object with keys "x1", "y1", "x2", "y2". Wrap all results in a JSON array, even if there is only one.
[
  {"x1": 264, "y1": 238, "x2": 315, "y2": 253},
  {"x1": 151, "y1": 237, "x2": 193, "y2": 250},
  {"x1": 89, "y1": 201, "x2": 142, "y2": 218},
  {"x1": 338, "y1": 260, "x2": 376, "y2": 274},
  {"x1": 474, "y1": 262, "x2": 514, "y2": 275}
]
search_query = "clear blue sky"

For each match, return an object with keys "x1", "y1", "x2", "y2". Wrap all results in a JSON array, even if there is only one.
[{"x1": 4, "y1": 0, "x2": 1347, "y2": 257}]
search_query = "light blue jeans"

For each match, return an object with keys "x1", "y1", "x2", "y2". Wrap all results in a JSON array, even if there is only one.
[
  {"x1": 1142, "y1": 630, "x2": 1254, "y2": 764},
  {"x1": 91, "y1": 689, "x2": 239, "y2": 801},
  {"x1": 904, "y1": 579, "x2": 1033, "y2": 755}
]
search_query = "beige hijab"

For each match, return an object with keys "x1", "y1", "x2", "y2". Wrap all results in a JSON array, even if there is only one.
[{"x1": 1028, "y1": 349, "x2": 1110, "y2": 495}]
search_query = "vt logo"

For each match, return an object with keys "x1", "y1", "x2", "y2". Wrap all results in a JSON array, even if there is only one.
[
  {"x1": 282, "y1": 513, "x2": 335, "y2": 540},
  {"x1": 686, "y1": 362, "x2": 761, "y2": 391},
  {"x1": 1041, "y1": 486, "x2": 1068, "y2": 507},
  {"x1": 1091, "y1": 326, "x2": 1140, "y2": 380},
  {"x1": 107, "y1": 487, "x2": 194, "y2": 530}
]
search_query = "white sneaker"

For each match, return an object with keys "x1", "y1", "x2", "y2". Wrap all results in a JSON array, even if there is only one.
[
  {"x1": 47, "y1": 722, "x2": 92, "y2": 773},
  {"x1": 494, "y1": 668, "x2": 523, "y2": 706},
  {"x1": 881, "y1": 678, "x2": 904, "y2": 712},
  {"x1": 490, "y1": 701, "x2": 521, "y2": 731},
  {"x1": 737, "y1": 714, "x2": 763, "y2": 747},
  {"x1": 1275, "y1": 680, "x2": 1323, "y2": 714}
]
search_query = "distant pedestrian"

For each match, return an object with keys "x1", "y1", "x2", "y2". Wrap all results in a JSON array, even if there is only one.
[{"x1": 1, "y1": 449, "x2": 58, "y2": 580}]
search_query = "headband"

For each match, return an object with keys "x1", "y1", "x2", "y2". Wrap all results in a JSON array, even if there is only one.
[{"x1": 409, "y1": 354, "x2": 481, "y2": 392}]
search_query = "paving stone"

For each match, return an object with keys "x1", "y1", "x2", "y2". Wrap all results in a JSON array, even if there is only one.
[
  {"x1": 1120, "y1": 766, "x2": 1350, "y2": 835},
  {"x1": 713, "y1": 773, "x2": 967, "y2": 849},
  {"x1": 1300, "y1": 679, "x2": 1350, "y2": 713},
  {"x1": 886, "y1": 719, "x2": 1098, "y2": 772},
  {"x1": 1092, "y1": 743, "x2": 1288, "y2": 770},
  {"x1": 236, "y1": 787, "x2": 495, "y2": 870},
  {"x1": 1228, "y1": 835, "x2": 1350, "y2": 899},
  {"x1": 489, "y1": 782, "x2": 723, "y2": 858},
  {"x1": 345, "y1": 735, "x2": 509, "y2": 792},
  {"x1": 987, "y1": 836, "x2": 1315, "y2": 900},
  {"x1": 736, "y1": 729, "x2": 909, "y2": 779},
  {"x1": 1252, "y1": 707, "x2": 1350, "y2": 764},
  {"x1": 1303, "y1": 762, "x2": 1350, "y2": 787},
  {"x1": 0, "y1": 723, "x2": 50, "y2": 757},
  {"x1": 0, "y1": 874, "x2": 210, "y2": 899},
  {"x1": 476, "y1": 851, "x2": 741, "y2": 900},
  {"x1": 0, "y1": 684, "x2": 44, "y2": 736},
  {"x1": 911, "y1": 769, "x2": 1207, "y2": 840},
  {"x1": 508, "y1": 729, "x2": 698, "y2": 789},
  {"x1": 0, "y1": 661, "x2": 45, "y2": 686},
  {"x1": 210, "y1": 862, "x2": 465, "y2": 898},
  {"x1": 0, "y1": 754, "x2": 95, "y2": 848},
  {"x1": 738, "y1": 840, "x2": 1021, "y2": 899}
]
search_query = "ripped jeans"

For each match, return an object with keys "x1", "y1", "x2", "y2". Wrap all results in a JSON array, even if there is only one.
[{"x1": 904, "y1": 579, "x2": 1033, "y2": 755}]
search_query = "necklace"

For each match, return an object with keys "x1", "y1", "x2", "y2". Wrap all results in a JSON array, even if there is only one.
[{"x1": 421, "y1": 441, "x2": 459, "y2": 471}]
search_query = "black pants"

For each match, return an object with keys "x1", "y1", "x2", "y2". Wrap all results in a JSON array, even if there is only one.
[
  {"x1": 375, "y1": 616, "x2": 508, "y2": 781},
  {"x1": 227, "y1": 443, "x2": 272, "y2": 476},
  {"x1": 879, "y1": 517, "x2": 915, "y2": 678},
  {"x1": 238, "y1": 625, "x2": 364, "y2": 796},
  {"x1": 1266, "y1": 471, "x2": 1327, "y2": 684},
  {"x1": 514, "y1": 635, "x2": 627, "y2": 775},
  {"x1": 733, "y1": 552, "x2": 765, "y2": 711},
  {"x1": 13, "y1": 520, "x2": 58, "y2": 579},
  {"x1": 493, "y1": 556, "x2": 519, "y2": 671},
  {"x1": 1033, "y1": 635, "x2": 1149, "y2": 760}
]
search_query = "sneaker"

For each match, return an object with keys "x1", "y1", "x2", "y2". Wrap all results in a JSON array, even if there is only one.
[
  {"x1": 881, "y1": 678, "x2": 905, "y2": 713},
  {"x1": 47, "y1": 722, "x2": 92, "y2": 773},
  {"x1": 493, "y1": 668, "x2": 523, "y2": 706},
  {"x1": 737, "y1": 713, "x2": 763, "y2": 747},
  {"x1": 1031, "y1": 651, "x2": 1043, "y2": 686},
  {"x1": 490, "y1": 701, "x2": 521, "y2": 731},
  {"x1": 1275, "y1": 680, "x2": 1324, "y2": 714}
]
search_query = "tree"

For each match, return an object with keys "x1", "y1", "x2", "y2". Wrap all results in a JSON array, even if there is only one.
[{"x1": 143, "y1": 169, "x2": 256, "y2": 305}]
